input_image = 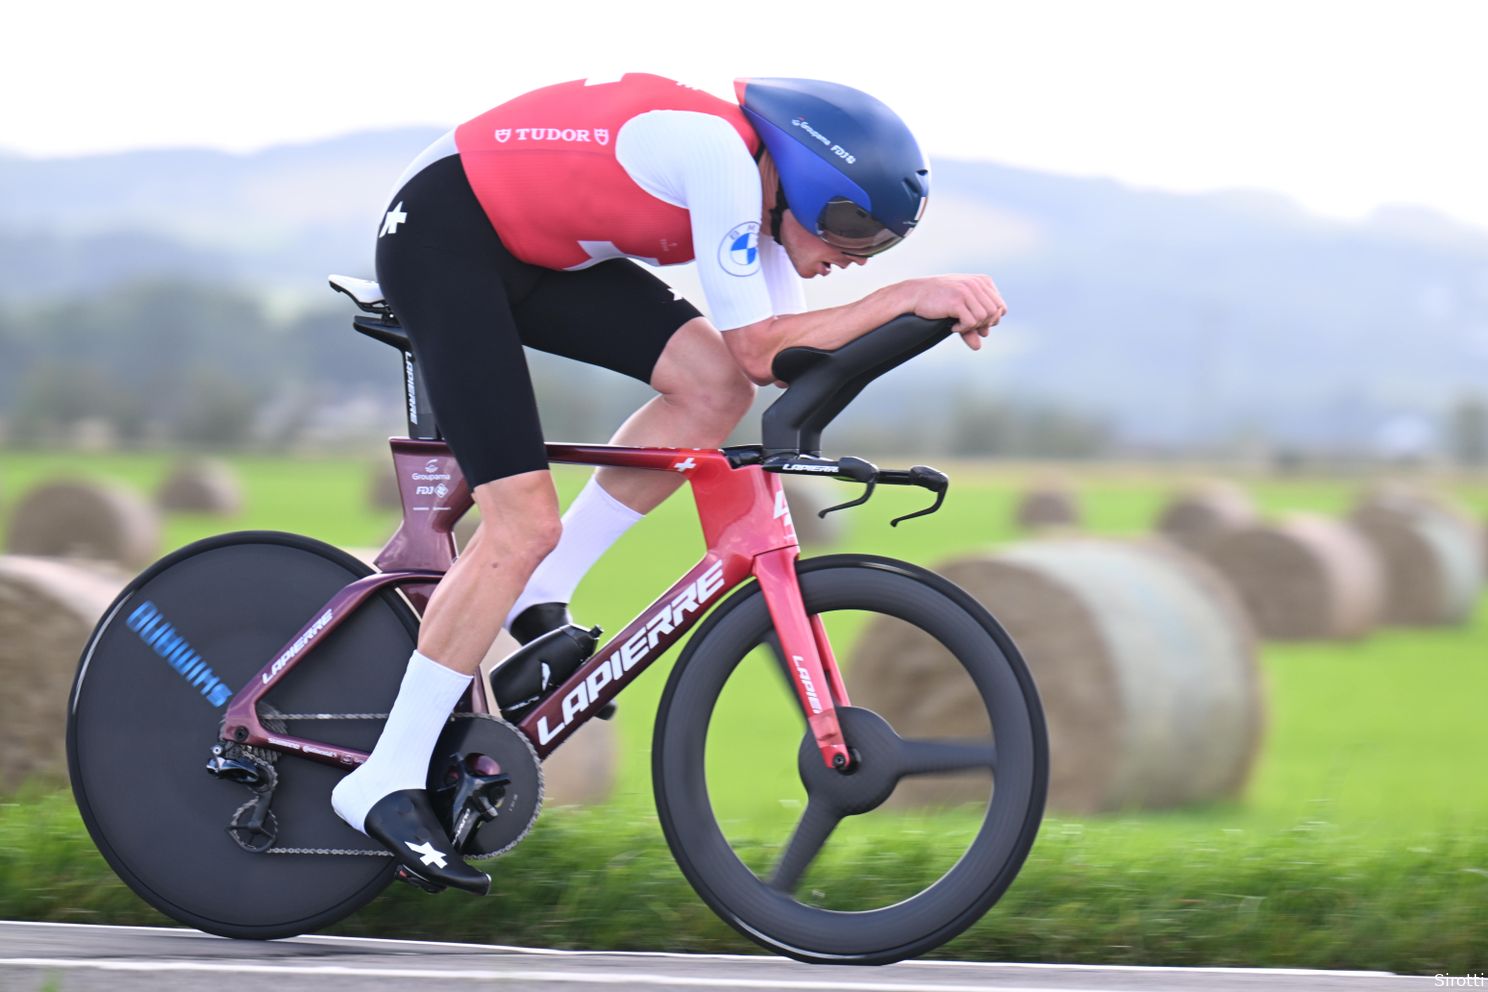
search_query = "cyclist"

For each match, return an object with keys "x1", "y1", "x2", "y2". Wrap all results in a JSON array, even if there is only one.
[{"x1": 331, "y1": 74, "x2": 1007, "y2": 892}]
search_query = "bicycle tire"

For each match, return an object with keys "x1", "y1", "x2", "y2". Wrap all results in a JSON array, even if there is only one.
[
  {"x1": 67, "y1": 530, "x2": 421, "y2": 939},
  {"x1": 652, "y1": 554, "x2": 1048, "y2": 965}
]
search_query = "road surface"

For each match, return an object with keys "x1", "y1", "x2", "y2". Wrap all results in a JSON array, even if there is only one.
[{"x1": 0, "y1": 920, "x2": 1437, "y2": 991}]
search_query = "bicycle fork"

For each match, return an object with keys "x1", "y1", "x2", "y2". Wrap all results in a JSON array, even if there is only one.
[{"x1": 753, "y1": 548, "x2": 853, "y2": 770}]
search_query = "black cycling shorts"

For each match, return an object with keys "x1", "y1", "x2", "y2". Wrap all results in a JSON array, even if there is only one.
[{"x1": 374, "y1": 154, "x2": 703, "y2": 489}]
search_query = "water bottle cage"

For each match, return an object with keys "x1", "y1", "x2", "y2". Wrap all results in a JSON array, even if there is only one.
[{"x1": 490, "y1": 625, "x2": 601, "y2": 720}]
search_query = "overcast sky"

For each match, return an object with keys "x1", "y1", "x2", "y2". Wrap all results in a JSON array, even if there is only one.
[{"x1": 8, "y1": 0, "x2": 1487, "y2": 230}]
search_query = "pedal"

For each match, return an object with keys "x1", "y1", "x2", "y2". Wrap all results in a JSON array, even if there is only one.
[
  {"x1": 447, "y1": 771, "x2": 510, "y2": 850},
  {"x1": 394, "y1": 864, "x2": 446, "y2": 894}
]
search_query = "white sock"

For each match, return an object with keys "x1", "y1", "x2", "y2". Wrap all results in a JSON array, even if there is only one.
[
  {"x1": 331, "y1": 649, "x2": 472, "y2": 834},
  {"x1": 505, "y1": 476, "x2": 644, "y2": 629}
]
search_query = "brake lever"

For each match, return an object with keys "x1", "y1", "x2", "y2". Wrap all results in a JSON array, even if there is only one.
[
  {"x1": 889, "y1": 490, "x2": 945, "y2": 526},
  {"x1": 889, "y1": 465, "x2": 950, "y2": 527},
  {"x1": 818, "y1": 455, "x2": 878, "y2": 517},
  {"x1": 820, "y1": 480, "x2": 876, "y2": 517}
]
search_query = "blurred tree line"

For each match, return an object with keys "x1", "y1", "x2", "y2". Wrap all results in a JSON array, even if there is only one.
[
  {"x1": 0, "y1": 282, "x2": 399, "y2": 448},
  {"x1": 0, "y1": 280, "x2": 1119, "y2": 458}
]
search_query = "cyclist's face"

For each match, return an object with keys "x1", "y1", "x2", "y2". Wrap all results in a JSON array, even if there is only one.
[{"x1": 778, "y1": 210, "x2": 867, "y2": 279}]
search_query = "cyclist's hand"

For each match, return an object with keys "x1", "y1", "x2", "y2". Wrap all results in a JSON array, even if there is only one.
[{"x1": 905, "y1": 274, "x2": 1006, "y2": 349}]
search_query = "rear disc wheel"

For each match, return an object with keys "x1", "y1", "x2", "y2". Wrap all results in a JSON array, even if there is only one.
[{"x1": 67, "y1": 531, "x2": 421, "y2": 939}]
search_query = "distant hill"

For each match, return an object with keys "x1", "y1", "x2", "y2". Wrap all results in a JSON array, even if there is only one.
[
  {"x1": 0, "y1": 129, "x2": 438, "y2": 287},
  {"x1": 4, "y1": 131, "x2": 1486, "y2": 448}
]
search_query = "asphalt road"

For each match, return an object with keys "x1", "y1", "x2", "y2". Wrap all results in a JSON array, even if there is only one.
[{"x1": 0, "y1": 921, "x2": 1438, "y2": 991}]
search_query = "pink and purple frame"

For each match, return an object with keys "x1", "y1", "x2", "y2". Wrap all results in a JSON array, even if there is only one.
[{"x1": 221, "y1": 438, "x2": 852, "y2": 769}]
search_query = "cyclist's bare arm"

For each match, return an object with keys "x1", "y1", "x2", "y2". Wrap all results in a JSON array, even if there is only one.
[{"x1": 724, "y1": 274, "x2": 1007, "y2": 386}]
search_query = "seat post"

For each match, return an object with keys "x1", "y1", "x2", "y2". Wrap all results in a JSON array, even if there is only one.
[
  {"x1": 345, "y1": 306, "x2": 442, "y2": 442},
  {"x1": 401, "y1": 349, "x2": 441, "y2": 442}
]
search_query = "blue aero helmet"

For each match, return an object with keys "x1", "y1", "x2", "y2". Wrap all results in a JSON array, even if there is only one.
[{"x1": 735, "y1": 77, "x2": 929, "y2": 257}]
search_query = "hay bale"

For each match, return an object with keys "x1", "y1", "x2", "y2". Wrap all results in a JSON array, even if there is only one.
[
  {"x1": 1141, "y1": 536, "x2": 1267, "y2": 796},
  {"x1": 479, "y1": 629, "x2": 615, "y2": 806},
  {"x1": 780, "y1": 479, "x2": 845, "y2": 548},
  {"x1": 1349, "y1": 499, "x2": 1481, "y2": 626},
  {"x1": 1156, "y1": 481, "x2": 1259, "y2": 552},
  {"x1": 1199, "y1": 515, "x2": 1384, "y2": 640},
  {"x1": 1015, "y1": 485, "x2": 1080, "y2": 531},
  {"x1": 155, "y1": 457, "x2": 244, "y2": 515},
  {"x1": 1356, "y1": 483, "x2": 1487, "y2": 573},
  {"x1": 0, "y1": 555, "x2": 130, "y2": 791},
  {"x1": 5, "y1": 478, "x2": 161, "y2": 569},
  {"x1": 848, "y1": 538, "x2": 1264, "y2": 814},
  {"x1": 1357, "y1": 481, "x2": 1474, "y2": 523}
]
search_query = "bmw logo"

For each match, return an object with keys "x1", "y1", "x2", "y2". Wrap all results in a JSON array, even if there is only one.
[{"x1": 719, "y1": 221, "x2": 762, "y2": 277}]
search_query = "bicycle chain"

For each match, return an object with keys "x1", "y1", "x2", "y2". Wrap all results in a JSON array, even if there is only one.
[
  {"x1": 262, "y1": 713, "x2": 390, "y2": 721},
  {"x1": 223, "y1": 708, "x2": 493, "y2": 858}
]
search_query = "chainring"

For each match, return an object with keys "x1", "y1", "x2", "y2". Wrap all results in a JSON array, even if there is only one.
[{"x1": 427, "y1": 714, "x2": 543, "y2": 861}]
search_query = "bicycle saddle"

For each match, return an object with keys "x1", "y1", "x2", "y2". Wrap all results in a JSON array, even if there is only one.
[{"x1": 328, "y1": 274, "x2": 390, "y2": 314}]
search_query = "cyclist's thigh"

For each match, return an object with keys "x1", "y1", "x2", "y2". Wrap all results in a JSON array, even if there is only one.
[
  {"x1": 374, "y1": 157, "x2": 547, "y2": 489},
  {"x1": 512, "y1": 258, "x2": 702, "y2": 386}
]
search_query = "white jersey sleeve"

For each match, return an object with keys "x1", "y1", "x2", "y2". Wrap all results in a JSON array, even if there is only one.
[
  {"x1": 759, "y1": 234, "x2": 807, "y2": 315},
  {"x1": 615, "y1": 110, "x2": 787, "y2": 331}
]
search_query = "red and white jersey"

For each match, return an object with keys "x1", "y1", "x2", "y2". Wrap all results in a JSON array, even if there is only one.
[{"x1": 451, "y1": 73, "x2": 803, "y2": 330}]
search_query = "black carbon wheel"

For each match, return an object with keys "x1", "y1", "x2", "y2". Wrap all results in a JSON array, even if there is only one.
[
  {"x1": 652, "y1": 555, "x2": 1048, "y2": 965},
  {"x1": 67, "y1": 531, "x2": 421, "y2": 939}
]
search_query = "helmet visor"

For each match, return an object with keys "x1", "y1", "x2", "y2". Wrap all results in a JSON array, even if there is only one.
[{"x1": 816, "y1": 197, "x2": 903, "y2": 257}]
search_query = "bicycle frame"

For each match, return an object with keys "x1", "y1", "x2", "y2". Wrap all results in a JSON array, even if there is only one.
[{"x1": 220, "y1": 437, "x2": 853, "y2": 770}]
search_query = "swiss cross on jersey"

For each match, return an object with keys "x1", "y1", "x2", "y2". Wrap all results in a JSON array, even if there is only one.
[{"x1": 454, "y1": 74, "x2": 761, "y2": 272}]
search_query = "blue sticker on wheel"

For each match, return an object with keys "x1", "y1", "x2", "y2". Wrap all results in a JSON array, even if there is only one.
[{"x1": 126, "y1": 600, "x2": 234, "y2": 708}]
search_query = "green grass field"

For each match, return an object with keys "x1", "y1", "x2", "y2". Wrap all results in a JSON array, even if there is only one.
[{"x1": 1, "y1": 449, "x2": 1485, "y2": 969}]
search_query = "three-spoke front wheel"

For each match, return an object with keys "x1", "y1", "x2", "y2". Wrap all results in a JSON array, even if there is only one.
[{"x1": 652, "y1": 555, "x2": 1048, "y2": 965}]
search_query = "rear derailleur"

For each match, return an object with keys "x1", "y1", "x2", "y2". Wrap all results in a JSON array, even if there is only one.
[{"x1": 205, "y1": 743, "x2": 281, "y2": 854}]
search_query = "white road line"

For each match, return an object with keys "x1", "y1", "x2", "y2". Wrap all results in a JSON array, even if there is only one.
[
  {"x1": 294, "y1": 932, "x2": 1400, "y2": 977},
  {"x1": 0, "y1": 921, "x2": 1403, "y2": 980},
  {"x1": 0, "y1": 958, "x2": 1090, "y2": 992}
]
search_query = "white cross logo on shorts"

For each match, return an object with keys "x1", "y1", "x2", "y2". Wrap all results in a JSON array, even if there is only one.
[
  {"x1": 381, "y1": 202, "x2": 408, "y2": 237},
  {"x1": 672, "y1": 458, "x2": 696, "y2": 473}
]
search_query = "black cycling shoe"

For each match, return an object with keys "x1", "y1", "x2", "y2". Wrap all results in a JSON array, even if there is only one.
[
  {"x1": 363, "y1": 790, "x2": 490, "y2": 895},
  {"x1": 509, "y1": 602, "x2": 573, "y2": 645}
]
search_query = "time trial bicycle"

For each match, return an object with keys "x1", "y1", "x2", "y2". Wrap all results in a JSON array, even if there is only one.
[{"x1": 66, "y1": 277, "x2": 1048, "y2": 965}]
